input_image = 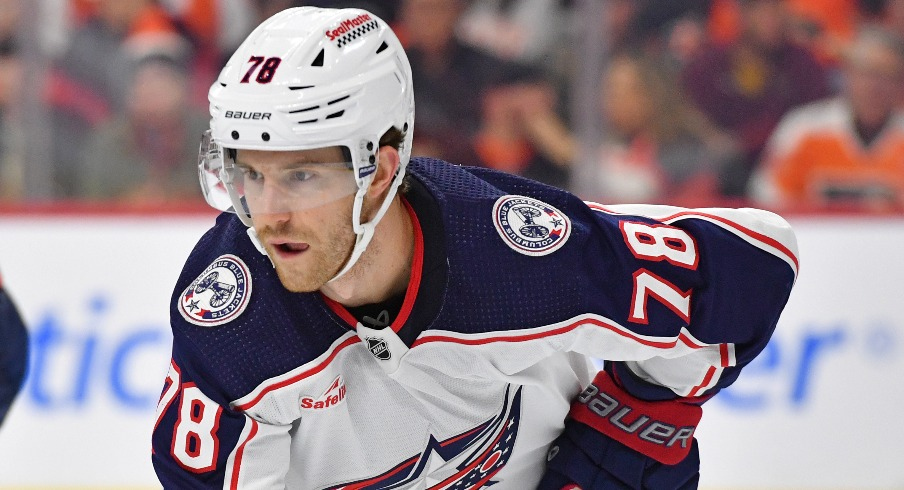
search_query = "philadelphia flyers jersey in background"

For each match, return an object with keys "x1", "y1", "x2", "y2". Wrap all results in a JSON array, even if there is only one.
[{"x1": 152, "y1": 157, "x2": 798, "y2": 489}]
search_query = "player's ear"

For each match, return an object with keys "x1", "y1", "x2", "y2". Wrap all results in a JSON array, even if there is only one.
[{"x1": 367, "y1": 145, "x2": 401, "y2": 197}]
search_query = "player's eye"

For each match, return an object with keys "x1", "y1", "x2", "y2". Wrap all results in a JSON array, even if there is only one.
[
  {"x1": 290, "y1": 170, "x2": 313, "y2": 182},
  {"x1": 239, "y1": 167, "x2": 262, "y2": 181}
]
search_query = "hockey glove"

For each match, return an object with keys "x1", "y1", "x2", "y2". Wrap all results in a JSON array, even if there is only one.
[{"x1": 538, "y1": 371, "x2": 701, "y2": 490}]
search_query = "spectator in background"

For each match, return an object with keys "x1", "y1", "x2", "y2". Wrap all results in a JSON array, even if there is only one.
[
  {"x1": 0, "y1": 268, "x2": 28, "y2": 428},
  {"x1": 456, "y1": 0, "x2": 569, "y2": 67},
  {"x1": 398, "y1": 0, "x2": 507, "y2": 162},
  {"x1": 77, "y1": 54, "x2": 208, "y2": 203},
  {"x1": 783, "y1": 0, "x2": 862, "y2": 67},
  {"x1": 882, "y1": 0, "x2": 904, "y2": 59},
  {"x1": 708, "y1": 0, "x2": 864, "y2": 68},
  {"x1": 48, "y1": 0, "x2": 189, "y2": 197},
  {"x1": 249, "y1": 0, "x2": 300, "y2": 24},
  {"x1": 0, "y1": 31, "x2": 23, "y2": 200},
  {"x1": 750, "y1": 27, "x2": 904, "y2": 211},
  {"x1": 682, "y1": 0, "x2": 830, "y2": 197},
  {"x1": 54, "y1": 0, "x2": 188, "y2": 114},
  {"x1": 157, "y1": 0, "x2": 256, "y2": 106},
  {"x1": 474, "y1": 81, "x2": 573, "y2": 188},
  {"x1": 591, "y1": 52, "x2": 731, "y2": 204},
  {"x1": 398, "y1": 0, "x2": 572, "y2": 188},
  {"x1": 0, "y1": 0, "x2": 28, "y2": 201},
  {"x1": 0, "y1": 0, "x2": 20, "y2": 49},
  {"x1": 885, "y1": 0, "x2": 904, "y2": 30},
  {"x1": 618, "y1": 0, "x2": 713, "y2": 64},
  {"x1": 303, "y1": 0, "x2": 400, "y2": 23},
  {"x1": 162, "y1": 0, "x2": 255, "y2": 57}
]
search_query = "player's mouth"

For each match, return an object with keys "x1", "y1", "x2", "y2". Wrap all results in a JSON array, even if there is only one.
[{"x1": 270, "y1": 241, "x2": 310, "y2": 258}]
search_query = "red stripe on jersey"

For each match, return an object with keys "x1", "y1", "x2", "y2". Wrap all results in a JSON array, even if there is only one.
[
  {"x1": 230, "y1": 418, "x2": 259, "y2": 490},
  {"x1": 341, "y1": 455, "x2": 420, "y2": 490},
  {"x1": 429, "y1": 421, "x2": 508, "y2": 488},
  {"x1": 413, "y1": 316, "x2": 702, "y2": 351},
  {"x1": 662, "y1": 211, "x2": 799, "y2": 271},
  {"x1": 720, "y1": 343, "x2": 730, "y2": 367},
  {"x1": 235, "y1": 336, "x2": 359, "y2": 411},
  {"x1": 393, "y1": 198, "x2": 424, "y2": 333},
  {"x1": 586, "y1": 203, "x2": 618, "y2": 214},
  {"x1": 321, "y1": 295, "x2": 357, "y2": 326},
  {"x1": 688, "y1": 366, "x2": 718, "y2": 397},
  {"x1": 678, "y1": 334, "x2": 706, "y2": 349},
  {"x1": 464, "y1": 468, "x2": 503, "y2": 490},
  {"x1": 586, "y1": 203, "x2": 799, "y2": 272},
  {"x1": 440, "y1": 425, "x2": 485, "y2": 448},
  {"x1": 319, "y1": 197, "x2": 424, "y2": 334}
]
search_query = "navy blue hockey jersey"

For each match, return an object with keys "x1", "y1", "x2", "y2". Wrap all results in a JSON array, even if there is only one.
[
  {"x1": 0, "y1": 270, "x2": 28, "y2": 427},
  {"x1": 152, "y1": 158, "x2": 798, "y2": 489}
]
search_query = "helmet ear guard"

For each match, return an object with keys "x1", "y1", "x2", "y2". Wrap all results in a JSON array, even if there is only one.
[
  {"x1": 335, "y1": 138, "x2": 408, "y2": 281},
  {"x1": 198, "y1": 6, "x2": 415, "y2": 281}
]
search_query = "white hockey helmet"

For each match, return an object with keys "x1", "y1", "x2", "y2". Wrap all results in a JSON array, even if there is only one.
[{"x1": 198, "y1": 6, "x2": 414, "y2": 281}]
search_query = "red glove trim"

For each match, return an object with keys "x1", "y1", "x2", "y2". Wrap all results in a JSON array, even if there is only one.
[{"x1": 568, "y1": 371, "x2": 702, "y2": 465}]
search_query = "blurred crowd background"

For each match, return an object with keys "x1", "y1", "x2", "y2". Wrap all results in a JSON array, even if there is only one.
[{"x1": 0, "y1": 0, "x2": 903, "y2": 213}]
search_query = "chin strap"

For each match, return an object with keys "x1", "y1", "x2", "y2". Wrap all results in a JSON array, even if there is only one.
[
  {"x1": 328, "y1": 157, "x2": 404, "y2": 283},
  {"x1": 246, "y1": 227, "x2": 269, "y2": 256}
]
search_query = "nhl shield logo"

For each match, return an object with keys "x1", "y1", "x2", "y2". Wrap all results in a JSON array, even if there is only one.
[
  {"x1": 493, "y1": 195, "x2": 571, "y2": 256},
  {"x1": 365, "y1": 337, "x2": 391, "y2": 360},
  {"x1": 179, "y1": 254, "x2": 252, "y2": 327}
]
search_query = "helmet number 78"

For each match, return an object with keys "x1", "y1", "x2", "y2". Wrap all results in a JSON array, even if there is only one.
[{"x1": 241, "y1": 56, "x2": 282, "y2": 84}]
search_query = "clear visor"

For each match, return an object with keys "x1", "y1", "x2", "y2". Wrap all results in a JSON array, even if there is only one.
[{"x1": 198, "y1": 130, "x2": 359, "y2": 216}]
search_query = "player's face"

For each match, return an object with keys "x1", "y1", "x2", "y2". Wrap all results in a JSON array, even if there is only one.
[
  {"x1": 235, "y1": 147, "x2": 358, "y2": 292},
  {"x1": 602, "y1": 56, "x2": 652, "y2": 138},
  {"x1": 846, "y1": 43, "x2": 904, "y2": 129}
]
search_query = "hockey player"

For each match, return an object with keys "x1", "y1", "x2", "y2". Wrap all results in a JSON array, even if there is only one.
[
  {"x1": 152, "y1": 7, "x2": 798, "y2": 489},
  {"x1": 0, "y1": 268, "x2": 28, "y2": 428}
]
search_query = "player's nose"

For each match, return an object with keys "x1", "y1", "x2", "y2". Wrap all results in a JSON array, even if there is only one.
[{"x1": 249, "y1": 182, "x2": 293, "y2": 225}]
